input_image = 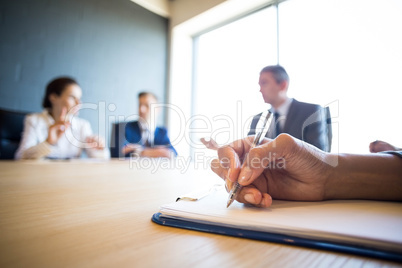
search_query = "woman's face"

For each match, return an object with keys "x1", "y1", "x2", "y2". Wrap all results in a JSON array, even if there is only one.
[{"x1": 50, "y1": 84, "x2": 82, "y2": 116}]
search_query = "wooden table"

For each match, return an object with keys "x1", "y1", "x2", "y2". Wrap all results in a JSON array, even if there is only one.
[{"x1": 0, "y1": 160, "x2": 400, "y2": 267}]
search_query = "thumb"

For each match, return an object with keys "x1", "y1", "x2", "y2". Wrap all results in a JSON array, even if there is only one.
[{"x1": 237, "y1": 137, "x2": 286, "y2": 186}]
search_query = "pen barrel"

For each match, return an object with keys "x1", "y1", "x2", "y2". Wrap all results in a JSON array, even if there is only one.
[
  {"x1": 227, "y1": 111, "x2": 272, "y2": 208},
  {"x1": 229, "y1": 182, "x2": 242, "y2": 198}
]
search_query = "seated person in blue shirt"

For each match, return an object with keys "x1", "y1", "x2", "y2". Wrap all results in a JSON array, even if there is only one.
[{"x1": 122, "y1": 92, "x2": 177, "y2": 158}]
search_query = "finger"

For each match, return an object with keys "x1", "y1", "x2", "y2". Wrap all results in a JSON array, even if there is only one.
[
  {"x1": 209, "y1": 138, "x2": 219, "y2": 150},
  {"x1": 258, "y1": 193, "x2": 273, "y2": 208},
  {"x1": 369, "y1": 142, "x2": 375, "y2": 153},
  {"x1": 122, "y1": 146, "x2": 136, "y2": 155},
  {"x1": 85, "y1": 136, "x2": 94, "y2": 143},
  {"x1": 238, "y1": 134, "x2": 294, "y2": 186},
  {"x1": 217, "y1": 146, "x2": 241, "y2": 182},
  {"x1": 224, "y1": 179, "x2": 234, "y2": 193},
  {"x1": 200, "y1": 138, "x2": 218, "y2": 150},
  {"x1": 59, "y1": 124, "x2": 66, "y2": 132},
  {"x1": 88, "y1": 136, "x2": 104, "y2": 149},
  {"x1": 86, "y1": 136, "x2": 98, "y2": 148},
  {"x1": 59, "y1": 107, "x2": 67, "y2": 122},
  {"x1": 236, "y1": 186, "x2": 273, "y2": 208},
  {"x1": 98, "y1": 138, "x2": 105, "y2": 148},
  {"x1": 213, "y1": 137, "x2": 273, "y2": 183},
  {"x1": 54, "y1": 122, "x2": 70, "y2": 132},
  {"x1": 217, "y1": 137, "x2": 271, "y2": 182}
]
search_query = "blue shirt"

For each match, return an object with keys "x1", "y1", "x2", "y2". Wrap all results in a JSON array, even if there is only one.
[{"x1": 124, "y1": 121, "x2": 177, "y2": 157}]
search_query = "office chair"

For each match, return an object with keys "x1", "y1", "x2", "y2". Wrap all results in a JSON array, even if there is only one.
[
  {"x1": 325, "y1": 106, "x2": 333, "y2": 153},
  {"x1": 0, "y1": 108, "x2": 28, "y2": 159},
  {"x1": 110, "y1": 122, "x2": 128, "y2": 158}
]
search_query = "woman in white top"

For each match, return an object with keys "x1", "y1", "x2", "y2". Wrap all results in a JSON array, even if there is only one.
[{"x1": 15, "y1": 77, "x2": 110, "y2": 159}]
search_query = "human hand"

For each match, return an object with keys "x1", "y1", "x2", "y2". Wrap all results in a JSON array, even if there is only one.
[
  {"x1": 122, "y1": 143, "x2": 143, "y2": 156},
  {"x1": 211, "y1": 134, "x2": 332, "y2": 208},
  {"x1": 141, "y1": 147, "x2": 174, "y2": 158},
  {"x1": 46, "y1": 107, "x2": 71, "y2": 145},
  {"x1": 86, "y1": 135, "x2": 105, "y2": 150},
  {"x1": 200, "y1": 137, "x2": 219, "y2": 150},
  {"x1": 369, "y1": 140, "x2": 397, "y2": 153}
]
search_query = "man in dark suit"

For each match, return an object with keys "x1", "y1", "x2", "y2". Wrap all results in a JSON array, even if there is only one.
[
  {"x1": 248, "y1": 65, "x2": 331, "y2": 152},
  {"x1": 122, "y1": 92, "x2": 177, "y2": 158}
]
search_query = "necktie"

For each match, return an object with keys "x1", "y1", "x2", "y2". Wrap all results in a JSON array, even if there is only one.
[
  {"x1": 142, "y1": 128, "x2": 151, "y2": 147},
  {"x1": 274, "y1": 112, "x2": 282, "y2": 136}
]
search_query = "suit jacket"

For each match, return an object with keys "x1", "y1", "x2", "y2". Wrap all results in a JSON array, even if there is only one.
[
  {"x1": 248, "y1": 99, "x2": 332, "y2": 152},
  {"x1": 110, "y1": 121, "x2": 177, "y2": 158}
]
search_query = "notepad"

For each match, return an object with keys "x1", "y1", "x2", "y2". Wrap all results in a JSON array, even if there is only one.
[{"x1": 153, "y1": 187, "x2": 402, "y2": 262}]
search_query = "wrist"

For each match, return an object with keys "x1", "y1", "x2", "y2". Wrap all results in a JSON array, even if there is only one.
[
  {"x1": 323, "y1": 153, "x2": 346, "y2": 200},
  {"x1": 324, "y1": 153, "x2": 402, "y2": 201},
  {"x1": 46, "y1": 138, "x2": 55, "y2": 145},
  {"x1": 130, "y1": 147, "x2": 144, "y2": 157}
]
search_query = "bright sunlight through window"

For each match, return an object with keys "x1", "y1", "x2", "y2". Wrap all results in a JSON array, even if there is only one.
[{"x1": 192, "y1": 0, "x2": 401, "y2": 157}]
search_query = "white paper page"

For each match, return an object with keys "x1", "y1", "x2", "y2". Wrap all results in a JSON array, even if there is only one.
[{"x1": 160, "y1": 188, "x2": 402, "y2": 252}]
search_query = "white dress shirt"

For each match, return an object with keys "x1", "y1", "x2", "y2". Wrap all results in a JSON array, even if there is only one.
[
  {"x1": 138, "y1": 119, "x2": 155, "y2": 146},
  {"x1": 15, "y1": 110, "x2": 110, "y2": 159}
]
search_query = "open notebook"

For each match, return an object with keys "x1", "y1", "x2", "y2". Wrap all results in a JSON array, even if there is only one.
[{"x1": 152, "y1": 186, "x2": 402, "y2": 262}]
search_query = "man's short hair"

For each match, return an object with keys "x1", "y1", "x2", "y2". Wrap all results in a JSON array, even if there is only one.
[
  {"x1": 260, "y1": 65, "x2": 289, "y2": 84},
  {"x1": 138, "y1": 91, "x2": 158, "y2": 101}
]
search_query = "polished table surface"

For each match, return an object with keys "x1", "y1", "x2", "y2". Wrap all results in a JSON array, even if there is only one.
[{"x1": 0, "y1": 160, "x2": 400, "y2": 268}]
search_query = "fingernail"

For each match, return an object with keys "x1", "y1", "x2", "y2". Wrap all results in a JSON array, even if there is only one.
[
  {"x1": 239, "y1": 166, "x2": 253, "y2": 184},
  {"x1": 244, "y1": 194, "x2": 255, "y2": 204}
]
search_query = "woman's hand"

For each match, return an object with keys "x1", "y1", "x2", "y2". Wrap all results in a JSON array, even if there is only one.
[
  {"x1": 211, "y1": 134, "x2": 332, "y2": 208},
  {"x1": 46, "y1": 108, "x2": 70, "y2": 145},
  {"x1": 122, "y1": 143, "x2": 143, "y2": 156},
  {"x1": 86, "y1": 135, "x2": 106, "y2": 150}
]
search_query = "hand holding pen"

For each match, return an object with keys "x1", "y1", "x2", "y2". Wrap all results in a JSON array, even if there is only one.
[
  {"x1": 209, "y1": 133, "x2": 328, "y2": 208},
  {"x1": 211, "y1": 133, "x2": 402, "y2": 207},
  {"x1": 226, "y1": 111, "x2": 272, "y2": 207},
  {"x1": 201, "y1": 111, "x2": 273, "y2": 208}
]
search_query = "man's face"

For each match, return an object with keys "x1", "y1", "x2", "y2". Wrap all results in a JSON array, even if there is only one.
[
  {"x1": 258, "y1": 72, "x2": 283, "y2": 105},
  {"x1": 138, "y1": 94, "x2": 157, "y2": 122}
]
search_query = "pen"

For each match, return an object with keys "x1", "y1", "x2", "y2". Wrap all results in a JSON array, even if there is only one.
[{"x1": 226, "y1": 110, "x2": 273, "y2": 208}]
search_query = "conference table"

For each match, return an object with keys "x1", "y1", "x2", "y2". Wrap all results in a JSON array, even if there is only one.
[{"x1": 0, "y1": 159, "x2": 400, "y2": 267}]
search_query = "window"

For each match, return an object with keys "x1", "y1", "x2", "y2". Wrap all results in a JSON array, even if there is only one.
[
  {"x1": 191, "y1": 6, "x2": 277, "y2": 158},
  {"x1": 191, "y1": 0, "x2": 402, "y2": 156}
]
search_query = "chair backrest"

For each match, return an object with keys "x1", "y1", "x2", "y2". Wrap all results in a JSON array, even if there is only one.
[
  {"x1": 110, "y1": 122, "x2": 128, "y2": 158},
  {"x1": 325, "y1": 106, "x2": 333, "y2": 152},
  {"x1": 0, "y1": 109, "x2": 28, "y2": 159}
]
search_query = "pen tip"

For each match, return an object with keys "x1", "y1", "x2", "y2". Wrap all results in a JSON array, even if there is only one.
[{"x1": 226, "y1": 199, "x2": 233, "y2": 208}]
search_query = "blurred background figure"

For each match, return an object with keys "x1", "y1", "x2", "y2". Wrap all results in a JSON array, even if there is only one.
[
  {"x1": 122, "y1": 92, "x2": 177, "y2": 158},
  {"x1": 248, "y1": 65, "x2": 332, "y2": 152},
  {"x1": 15, "y1": 77, "x2": 109, "y2": 160}
]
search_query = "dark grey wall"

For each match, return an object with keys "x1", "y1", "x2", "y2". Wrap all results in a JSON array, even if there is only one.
[{"x1": 0, "y1": 0, "x2": 168, "y2": 143}]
